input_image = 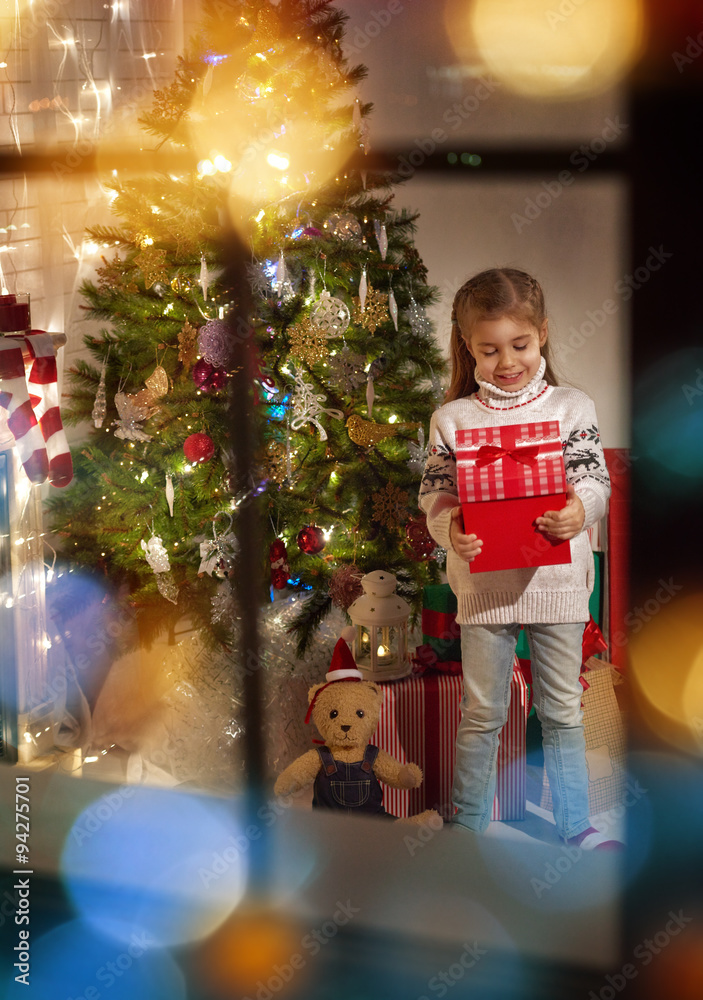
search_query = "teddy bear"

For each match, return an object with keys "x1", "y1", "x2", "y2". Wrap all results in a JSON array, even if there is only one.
[{"x1": 274, "y1": 637, "x2": 442, "y2": 828}]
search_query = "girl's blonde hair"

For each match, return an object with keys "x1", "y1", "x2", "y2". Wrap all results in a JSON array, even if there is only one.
[{"x1": 445, "y1": 267, "x2": 559, "y2": 402}]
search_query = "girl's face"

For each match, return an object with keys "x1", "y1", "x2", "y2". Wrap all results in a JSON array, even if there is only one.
[{"x1": 462, "y1": 314, "x2": 548, "y2": 394}]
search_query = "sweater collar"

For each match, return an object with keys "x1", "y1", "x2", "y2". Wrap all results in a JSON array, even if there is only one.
[{"x1": 475, "y1": 357, "x2": 547, "y2": 409}]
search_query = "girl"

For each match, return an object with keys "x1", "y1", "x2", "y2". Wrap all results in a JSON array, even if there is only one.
[{"x1": 419, "y1": 267, "x2": 619, "y2": 851}]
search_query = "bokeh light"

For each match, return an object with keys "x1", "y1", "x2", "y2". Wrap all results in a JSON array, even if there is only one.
[
  {"x1": 632, "y1": 347, "x2": 703, "y2": 498},
  {"x1": 197, "y1": 902, "x2": 305, "y2": 999},
  {"x1": 445, "y1": 0, "x2": 645, "y2": 99},
  {"x1": 2, "y1": 919, "x2": 185, "y2": 1000},
  {"x1": 61, "y1": 787, "x2": 248, "y2": 947},
  {"x1": 629, "y1": 592, "x2": 703, "y2": 755}
]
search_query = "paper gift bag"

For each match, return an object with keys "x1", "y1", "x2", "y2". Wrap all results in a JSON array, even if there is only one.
[
  {"x1": 456, "y1": 421, "x2": 570, "y2": 572},
  {"x1": 541, "y1": 657, "x2": 626, "y2": 815}
]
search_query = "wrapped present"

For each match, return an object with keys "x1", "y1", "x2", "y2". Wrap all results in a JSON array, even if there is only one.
[
  {"x1": 456, "y1": 421, "x2": 570, "y2": 573},
  {"x1": 541, "y1": 656, "x2": 626, "y2": 816},
  {"x1": 371, "y1": 660, "x2": 529, "y2": 822},
  {"x1": 421, "y1": 583, "x2": 461, "y2": 662}
]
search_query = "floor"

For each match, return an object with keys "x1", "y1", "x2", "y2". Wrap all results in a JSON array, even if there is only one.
[{"x1": 21, "y1": 741, "x2": 626, "y2": 847}]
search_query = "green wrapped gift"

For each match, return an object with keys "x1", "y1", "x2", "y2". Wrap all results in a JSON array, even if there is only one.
[{"x1": 421, "y1": 584, "x2": 461, "y2": 662}]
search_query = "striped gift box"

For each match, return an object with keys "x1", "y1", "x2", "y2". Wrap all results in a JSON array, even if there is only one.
[
  {"x1": 456, "y1": 421, "x2": 566, "y2": 503},
  {"x1": 370, "y1": 660, "x2": 528, "y2": 822}
]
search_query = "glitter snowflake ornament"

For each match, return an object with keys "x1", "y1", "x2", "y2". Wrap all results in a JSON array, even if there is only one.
[
  {"x1": 246, "y1": 262, "x2": 270, "y2": 297},
  {"x1": 288, "y1": 316, "x2": 329, "y2": 366},
  {"x1": 352, "y1": 287, "x2": 389, "y2": 334},
  {"x1": 372, "y1": 482, "x2": 409, "y2": 529},
  {"x1": 311, "y1": 290, "x2": 350, "y2": 337},
  {"x1": 327, "y1": 347, "x2": 367, "y2": 394}
]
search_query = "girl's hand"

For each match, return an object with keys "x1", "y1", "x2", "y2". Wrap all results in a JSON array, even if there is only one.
[
  {"x1": 449, "y1": 506, "x2": 483, "y2": 562},
  {"x1": 535, "y1": 485, "x2": 585, "y2": 540}
]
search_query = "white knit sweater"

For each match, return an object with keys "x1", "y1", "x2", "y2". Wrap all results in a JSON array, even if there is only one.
[{"x1": 418, "y1": 359, "x2": 611, "y2": 625}]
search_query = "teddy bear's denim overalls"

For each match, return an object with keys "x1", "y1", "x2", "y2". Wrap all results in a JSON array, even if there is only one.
[{"x1": 312, "y1": 744, "x2": 389, "y2": 816}]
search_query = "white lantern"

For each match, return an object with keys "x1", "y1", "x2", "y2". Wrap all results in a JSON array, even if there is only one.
[{"x1": 348, "y1": 570, "x2": 411, "y2": 682}]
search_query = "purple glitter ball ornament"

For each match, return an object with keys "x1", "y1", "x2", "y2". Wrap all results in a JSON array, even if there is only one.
[{"x1": 198, "y1": 319, "x2": 232, "y2": 368}]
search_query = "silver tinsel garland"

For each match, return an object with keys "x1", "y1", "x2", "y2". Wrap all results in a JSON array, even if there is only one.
[{"x1": 139, "y1": 595, "x2": 349, "y2": 791}]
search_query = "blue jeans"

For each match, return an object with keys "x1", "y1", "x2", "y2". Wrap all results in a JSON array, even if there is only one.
[{"x1": 452, "y1": 621, "x2": 590, "y2": 841}]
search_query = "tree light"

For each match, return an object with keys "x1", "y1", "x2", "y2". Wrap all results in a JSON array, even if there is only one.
[{"x1": 266, "y1": 151, "x2": 290, "y2": 171}]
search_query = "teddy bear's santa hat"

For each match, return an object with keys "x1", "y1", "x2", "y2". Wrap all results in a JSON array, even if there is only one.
[
  {"x1": 304, "y1": 637, "x2": 362, "y2": 724},
  {"x1": 325, "y1": 636, "x2": 362, "y2": 682}
]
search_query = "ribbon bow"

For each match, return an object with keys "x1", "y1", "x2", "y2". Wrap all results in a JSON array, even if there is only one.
[{"x1": 475, "y1": 443, "x2": 541, "y2": 468}]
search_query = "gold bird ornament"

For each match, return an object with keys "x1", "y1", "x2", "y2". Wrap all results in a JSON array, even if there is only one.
[{"x1": 346, "y1": 414, "x2": 420, "y2": 447}]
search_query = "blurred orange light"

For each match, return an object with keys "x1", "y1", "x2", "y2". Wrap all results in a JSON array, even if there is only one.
[
  {"x1": 446, "y1": 0, "x2": 646, "y2": 99},
  {"x1": 199, "y1": 904, "x2": 304, "y2": 998},
  {"x1": 629, "y1": 592, "x2": 703, "y2": 755}
]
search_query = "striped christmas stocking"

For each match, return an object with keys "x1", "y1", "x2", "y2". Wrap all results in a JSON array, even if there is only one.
[
  {"x1": 25, "y1": 332, "x2": 73, "y2": 487},
  {"x1": 0, "y1": 336, "x2": 49, "y2": 484},
  {"x1": 0, "y1": 333, "x2": 73, "y2": 487}
]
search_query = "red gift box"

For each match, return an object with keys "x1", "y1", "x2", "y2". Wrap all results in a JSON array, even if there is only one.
[
  {"x1": 370, "y1": 660, "x2": 529, "y2": 822},
  {"x1": 456, "y1": 421, "x2": 570, "y2": 573}
]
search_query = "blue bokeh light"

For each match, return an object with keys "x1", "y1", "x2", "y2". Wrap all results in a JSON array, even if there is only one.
[
  {"x1": 1, "y1": 919, "x2": 185, "y2": 1000},
  {"x1": 61, "y1": 787, "x2": 248, "y2": 947}
]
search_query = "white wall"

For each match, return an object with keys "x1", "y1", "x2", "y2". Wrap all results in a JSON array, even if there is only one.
[
  {"x1": 343, "y1": 0, "x2": 631, "y2": 448},
  {"x1": 403, "y1": 174, "x2": 629, "y2": 447}
]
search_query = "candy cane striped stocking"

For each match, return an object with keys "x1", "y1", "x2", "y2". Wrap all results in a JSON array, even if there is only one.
[
  {"x1": 0, "y1": 337, "x2": 49, "y2": 484},
  {"x1": 0, "y1": 333, "x2": 73, "y2": 487},
  {"x1": 25, "y1": 332, "x2": 73, "y2": 487}
]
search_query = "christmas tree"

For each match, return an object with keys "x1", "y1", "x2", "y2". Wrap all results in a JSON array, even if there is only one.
[{"x1": 48, "y1": 0, "x2": 445, "y2": 653}]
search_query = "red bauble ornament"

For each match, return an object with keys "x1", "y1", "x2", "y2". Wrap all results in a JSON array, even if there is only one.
[
  {"x1": 405, "y1": 514, "x2": 435, "y2": 560},
  {"x1": 269, "y1": 538, "x2": 289, "y2": 589},
  {"x1": 183, "y1": 432, "x2": 215, "y2": 464},
  {"x1": 297, "y1": 525, "x2": 325, "y2": 555},
  {"x1": 193, "y1": 358, "x2": 227, "y2": 393}
]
